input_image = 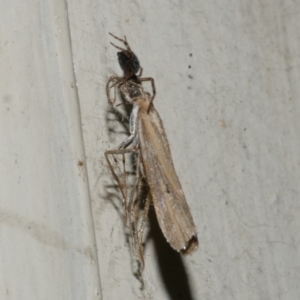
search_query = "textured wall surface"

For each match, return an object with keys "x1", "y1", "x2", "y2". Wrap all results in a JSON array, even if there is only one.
[
  {"x1": 1, "y1": 0, "x2": 299, "y2": 299},
  {"x1": 0, "y1": 1, "x2": 101, "y2": 299}
]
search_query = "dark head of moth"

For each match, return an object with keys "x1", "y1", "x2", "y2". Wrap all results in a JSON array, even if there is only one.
[
  {"x1": 109, "y1": 32, "x2": 141, "y2": 79},
  {"x1": 106, "y1": 33, "x2": 156, "y2": 112}
]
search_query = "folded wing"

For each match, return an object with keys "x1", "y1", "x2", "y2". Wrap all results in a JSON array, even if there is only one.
[{"x1": 138, "y1": 106, "x2": 198, "y2": 255}]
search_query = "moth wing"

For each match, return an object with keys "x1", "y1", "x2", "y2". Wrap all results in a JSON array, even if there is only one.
[{"x1": 138, "y1": 107, "x2": 198, "y2": 254}]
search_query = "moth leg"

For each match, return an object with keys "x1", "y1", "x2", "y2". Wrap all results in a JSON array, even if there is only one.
[
  {"x1": 139, "y1": 77, "x2": 156, "y2": 99},
  {"x1": 105, "y1": 148, "x2": 138, "y2": 217},
  {"x1": 128, "y1": 151, "x2": 146, "y2": 273},
  {"x1": 106, "y1": 76, "x2": 120, "y2": 105},
  {"x1": 108, "y1": 148, "x2": 145, "y2": 276},
  {"x1": 138, "y1": 77, "x2": 156, "y2": 112},
  {"x1": 116, "y1": 132, "x2": 135, "y2": 150},
  {"x1": 105, "y1": 103, "x2": 139, "y2": 197},
  {"x1": 120, "y1": 152, "x2": 128, "y2": 220},
  {"x1": 137, "y1": 66, "x2": 143, "y2": 77},
  {"x1": 116, "y1": 105, "x2": 139, "y2": 150}
]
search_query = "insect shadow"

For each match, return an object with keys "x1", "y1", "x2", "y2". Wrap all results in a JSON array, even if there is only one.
[{"x1": 146, "y1": 207, "x2": 196, "y2": 300}]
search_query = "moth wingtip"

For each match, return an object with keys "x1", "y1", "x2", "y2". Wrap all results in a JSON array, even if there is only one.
[{"x1": 181, "y1": 235, "x2": 199, "y2": 256}]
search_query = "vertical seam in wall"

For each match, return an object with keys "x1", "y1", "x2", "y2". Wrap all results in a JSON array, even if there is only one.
[{"x1": 63, "y1": 0, "x2": 103, "y2": 296}]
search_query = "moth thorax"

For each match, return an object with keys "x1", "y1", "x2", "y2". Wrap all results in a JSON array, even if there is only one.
[{"x1": 120, "y1": 82, "x2": 144, "y2": 100}]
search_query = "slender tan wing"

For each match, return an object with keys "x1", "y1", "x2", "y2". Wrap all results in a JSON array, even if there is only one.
[{"x1": 138, "y1": 104, "x2": 198, "y2": 255}]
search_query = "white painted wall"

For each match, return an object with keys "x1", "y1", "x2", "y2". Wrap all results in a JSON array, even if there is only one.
[
  {"x1": 1, "y1": 1, "x2": 299, "y2": 299},
  {"x1": 0, "y1": 1, "x2": 101, "y2": 299}
]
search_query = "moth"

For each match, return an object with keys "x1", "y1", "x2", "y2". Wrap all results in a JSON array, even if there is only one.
[{"x1": 105, "y1": 34, "x2": 198, "y2": 273}]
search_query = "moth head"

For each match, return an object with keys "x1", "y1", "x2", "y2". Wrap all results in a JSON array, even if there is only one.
[
  {"x1": 108, "y1": 33, "x2": 141, "y2": 77},
  {"x1": 117, "y1": 51, "x2": 140, "y2": 77}
]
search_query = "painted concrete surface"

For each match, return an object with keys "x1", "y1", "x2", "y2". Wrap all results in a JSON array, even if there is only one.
[
  {"x1": 0, "y1": 1, "x2": 101, "y2": 299},
  {"x1": 1, "y1": 0, "x2": 300, "y2": 299}
]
